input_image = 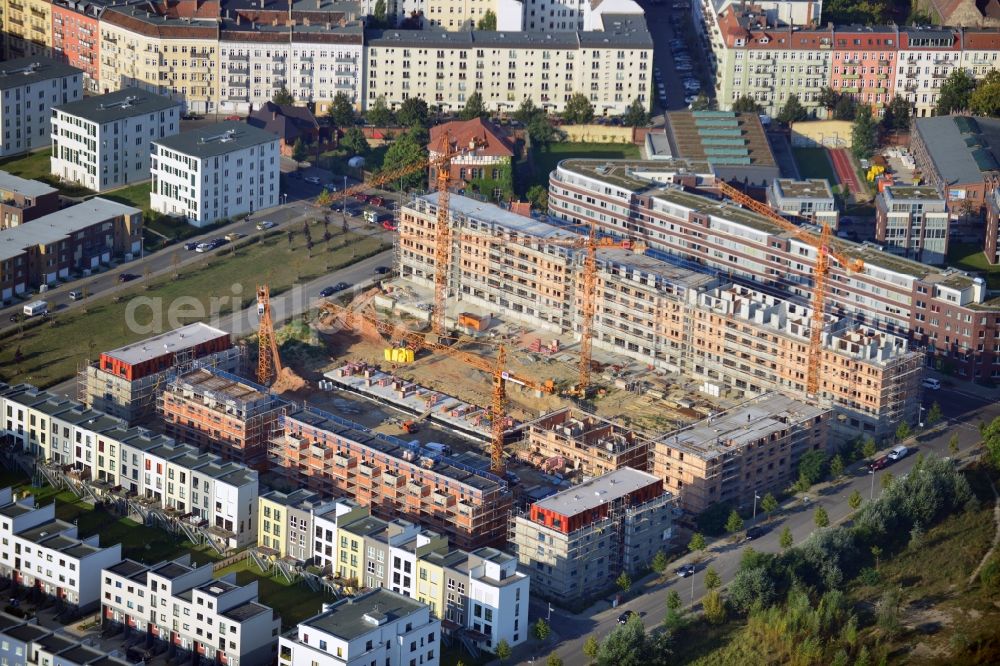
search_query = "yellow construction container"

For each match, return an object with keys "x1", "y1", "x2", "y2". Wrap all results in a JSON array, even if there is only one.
[{"x1": 384, "y1": 348, "x2": 415, "y2": 363}]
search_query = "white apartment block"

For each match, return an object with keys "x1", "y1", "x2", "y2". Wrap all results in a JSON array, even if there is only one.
[
  {"x1": 0, "y1": 487, "x2": 122, "y2": 610},
  {"x1": 218, "y1": 24, "x2": 364, "y2": 116},
  {"x1": 463, "y1": 548, "x2": 528, "y2": 650},
  {"x1": 151, "y1": 121, "x2": 279, "y2": 227},
  {"x1": 0, "y1": 382, "x2": 260, "y2": 549},
  {"x1": 50, "y1": 87, "x2": 181, "y2": 192},
  {"x1": 768, "y1": 178, "x2": 839, "y2": 228},
  {"x1": 520, "y1": 0, "x2": 643, "y2": 32},
  {"x1": 876, "y1": 185, "x2": 950, "y2": 265},
  {"x1": 102, "y1": 556, "x2": 280, "y2": 666},
  {"x1": 0, "y1": 57, "x2": 83, "y2": 158},
  {"x1": 364, "y1": 14, "x2": 653, "y2": 115},
  {"x1": 278, "y1": 589, "x2": 440, "y2": 666}
]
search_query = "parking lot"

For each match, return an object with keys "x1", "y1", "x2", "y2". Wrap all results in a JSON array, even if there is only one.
[{"x1": 645, "y1": 0, "x2": 704, "y2": 111}]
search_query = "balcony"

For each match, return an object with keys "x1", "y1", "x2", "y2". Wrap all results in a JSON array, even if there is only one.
[
  {"x1": 9, "y1": 2, "x2": 24, "y2": 10},
  {"x1": 31, "y1": 7, "x2": 45, "y2": 18},
  {"x1": 9, "y1": 16, "x2": 23, "y2": 25}
]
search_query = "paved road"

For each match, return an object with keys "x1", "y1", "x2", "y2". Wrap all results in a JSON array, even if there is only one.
[
  {"x1": 645, "y1": 2, "x2": 694, "y2": 112},
  {"x1": 516, "y1": 382, "x2": 998, "y2": 664}
]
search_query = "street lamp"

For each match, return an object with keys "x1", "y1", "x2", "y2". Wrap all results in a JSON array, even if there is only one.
[
  {"x1": 918, "y1": 405, "x2": 925, "y2": 428},
  {"x1": 690, "y1": 568, "x2": 696, "y2": 602},
  {"x1": 868, "y1": 468, "x2": 875, "y2": 500},
  {"x1": 282, "y1": 193, "x2": 288, "y2": 206},
  {"x1": 752, "y1": 492, "x2": 761, "y2": 522}
]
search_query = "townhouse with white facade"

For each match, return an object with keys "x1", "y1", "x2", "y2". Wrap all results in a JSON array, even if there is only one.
[
  {"x1": 0, "y1": 487, "x2": 122, "y2": 610},
  {"x1": 257, "y1": 489, "x2": 337, "y2": 562},
  {"x1": 0, "y1": 382, "x2": 260, "y2": 549},
  {"x1": 278, "y1": 589, "x2": 440, "y2": 666},
  {"x1": 50, "y1": 87, "x2": 182, "y2": 192},
  {"x1": 102, "y1": 556, "x2": 280, "y2": 666},
  {"x1": 0, "y1": 613, "x2": 136, "y2": 666},
  {"x1": 0, "y1": 57, "x2": 83, "y2": 158},
  {"x1": 151, "y1": 121, "x2": 279, "y2": 226}
]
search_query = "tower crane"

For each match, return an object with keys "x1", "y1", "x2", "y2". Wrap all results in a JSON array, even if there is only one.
[
  {"x1": 320, "y1": 301, "x2": 554, "y2": 475},
  {"x1": 716, "y1": 182, "x2": 865, "y2": 396},
  {"x1": 256, "y1": 284, "x2": 305, "y2": 392}
]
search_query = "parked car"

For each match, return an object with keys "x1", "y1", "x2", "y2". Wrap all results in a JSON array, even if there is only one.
[
  {"x1": 184, "y1": 241, "x2": 200, "y2": 251},
  {"x1": 195, "y1": 242, "x2": 214, "y2": 253},
  {"x1": 319, "y1": 286, "x2": 336, "y2": 297},
  {"x1": 256, "y1": 220, "x2": 276, "y2": 230},
  {"x1": 225, "y1": 232, "x2": 244, "y2": 242},
  {"x1": 118, "y1": 272, "x2": 139, "y2": 282},
  {"x1": 869, "y1": 455, "x2": 890, "y2": 471},
  {"x1": 370, "y1": 196, "x2": 385, "y2": 207},
  {"x1": 675, "y1": 564, "x2": 697, "y2": 577},
  {"x1": 68, "y1": 290, "x2": 84, "y2": 301},
  {"x1": 744, "y1": 525, "x2": 768, "y2": 541},
  {"x1": 355, "y1": 193, "x2": 370, "y2": 203},
  {"x1": 921, "y1": 377, "x2": 941, "y2": 390},
  {"x1": 373, "y1": 266, "x2": 390, "y2": 275},
  {"x1": 888, "y1": 445, "x2": 909, "y2": 461},
  {"x1": 618, "y1": 610, "x2": 638, "y2": 625},
  {"x1": 304, "y1": 176, "x2": 321, "y2": 185}
]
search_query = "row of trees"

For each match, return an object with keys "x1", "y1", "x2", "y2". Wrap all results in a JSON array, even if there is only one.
[{"x1": 936, "y1": 69, "x2": 1000, "y2": 117}]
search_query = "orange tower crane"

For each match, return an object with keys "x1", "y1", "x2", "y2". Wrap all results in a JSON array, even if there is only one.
[
  {"x1": 320, "y1": 301, "x2": 554, "y2": 475},
  {"x1": 256, "y1": 284, "x2": 281, "y2": 385},
  {"x1": 716, "y1": 182, "x2": 864, "y2": 395}
]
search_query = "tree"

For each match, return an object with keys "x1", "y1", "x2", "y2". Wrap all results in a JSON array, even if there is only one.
[
  {"x1": 848, "y1": 489, "x2": 863, "y2": 511},
  {"x1": 622, "y1": 98, "x2": 650, "y2": 127},
  {"x1": 862, "y1": 436, "x2": 877, "y2": 460},
  {"x1": 833, "y1": 95, "x2": 857, "y2": 121},
  {"x1": 476, "y1": 9, "x2": 497, "y2": 30},
  {"x1": 650, "y1": 550, "x2": 668, "y2": 575},
  {"x1": 527, "y1": 114, "x2": 559, "y2": 146},
  {"x1": 704, "y1": 566, "x2": 721, "y2": 590},
  {"x1": 526, "y1": 184, "x2": 548, "y2": 211},
  {"x1": 814, "y1": 505, "x2": 830, "y2": 528},
  {"x1": 725, "y1": 509, "x2": 744, "y2": 536},
  {"x1": 690, "y1": 93, "x2": 712, "y2": 111},
  {"x1": 871, "y1": 545, "x2": 883, "y2": 570},
  {"x1": 366, "y1": 95, "x2": 395, "y2": 127},
  {"x1": 949, "y1": 432, "x2": 960, "y2": 457},
  {"x1": 779, "y1": 525, "x2": 793, "y2": 550},
  {"x1": 316, "y1": 189, "x2": 334, "y2": 207},
  {"x1": 829, "y1": 454, "x2": 844, "y2": 479},
  {"x1": 937, "y1": 69, "x2": 976, "y2": 115},
  {"x1": 327, "y1": 92, "x2": 356, "y2": 128},
  {"x1": 547, "y1": 655, "x2": 563, "y2": 666},
  {"x1": 583, "y1": 635, "x2": 600, "y2": 662},
  {"x1": 883, "y1": 96, "x2": 912, "y2": 132},
  {"x1": 341, "y1": 126, "x2": 370, "y2": 156},
  {"x1": 372, "y1": 0, "x2": 387, "y2": 25},
  {"x1": 926, "y1": 401, "x2": 942, "y2": 426},
  {"x1": 397, "y1": 97, "x2": 429, "y2": 129},
  {"x1": 272, "y1": 85, "x2": 293, "y2": 105},
  {"x1": 982, "y1": 415, "x2": 1000, "y2": 471},
  {"x1": 616, "y1": 571, "x2": 632, "y2": 594},
  {"x1": 851, "y1": 104, "x2": 878, "y2": 161},
  {"x1": 776, "y1": 94, "x2": 807, "y2": 123},
  {"x1": 381, "y1": 131, "x2": 427, "y2": 190},
  {"x1": 760, "y1": 492, "x2": 778, "y2": 519},
  {"x1": 970, "y1": 71, "x2": 1000, "y2": 117},
  {"x1": 515, "y1": 97, "x2": 543, "y2": 124},
  {"x1": 595, "y1": 614, "x2": 648, "y2": 666},
  {"x1": 688, "y1": 532, "x2": 707, "y2": 557},
  {"x1": 563, "y1": 93, "x2": 594, "y2": 125},
  {"x1": 798, "y1": 449, "x2": 828, "y2": 486},
  {"x1": 495, "y1": 639, "x2": 512, "y2": 662},
  {"x1": 876, "y1": 588, "x2": 902, "y2": 639},
  {"x1": 664, "y1": 589, "x2": 685, "y2": 630},
  {"x1": 880, "y1": 471, "x2": 895, "y2": 490},
  {"x1": 818, "y1": 86, "x2": 841, "y2": 112},
  {"x1": 459, "y1": 92, "x2": 487, "y2": 121},
  {"x1": 895, "y1": 420, "x2": 912, "y2": 442},
  {"x1": 291, "y1": 138, "x2": 307, "y2": 163},
  {"x1": 532, "y1": 618, "x2": 551, "y2": 641},
  {"x1": 702, "y1": 590, "x2": 726, "y2": 625},
  {"x1": 731, "y1": 95, "x2": 763, "y2": 113}
]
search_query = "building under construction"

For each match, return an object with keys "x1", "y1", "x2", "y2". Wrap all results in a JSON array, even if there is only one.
[
  {"x1": 268, "y1": 405, "x2": 513, "y2": 550},
  {"x1": 518, "y1": 408, "x2": 652, "y2": 478},
  {"x1": 159, "y1": 367, "x2": 288, "y2": 469},
  {"x1": 81, "y1": 322, "x2": 243, "y2": 424},
  {"x1": 509, "y1": 467, "x2": 674, "y2": 602}
]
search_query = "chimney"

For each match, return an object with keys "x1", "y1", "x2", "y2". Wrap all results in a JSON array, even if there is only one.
[
  {"x1": 326, "y1": 21, "x2": 331, "y2": 29},
  {"x1": 316, "y1": 0, "x2": 320, "y2": 7}
]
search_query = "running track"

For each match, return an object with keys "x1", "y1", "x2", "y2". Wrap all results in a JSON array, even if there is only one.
[{"x1": 829, "y1": 148, "x2": 863, "y2": 197}]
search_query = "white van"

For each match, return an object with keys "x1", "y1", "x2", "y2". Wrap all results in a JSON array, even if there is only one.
[
  {"x1": 23, "y1": 300, "x2": 48, "y2": 317},
  {"x1": 888, "y1": 445, "x2": 909, "y2": 461},
  {"x1": 921, "y1": 378, "x2": 941, "y2": 390},
  {"x1": 423, "y1": 442, "x2": 452, "y2": 456}
]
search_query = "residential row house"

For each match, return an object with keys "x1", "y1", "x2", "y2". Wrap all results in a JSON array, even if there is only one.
[
  {"x1": 101, "y1": 556, "x2": 281, "y2": 666},
  {"x1": 0, "y1": 487, "x2": 122, "y2": 610},
  {"x1": 548, "y1": 159, "x2": 1000, "y2": 382},
  {"x1": 0, "y1": 613, "x2": 135, "y2": 666},
  {"x1": 0, "y1": 382, "x2": 260, "y2": 549},
  {"x1": 0, "y1": 170, "x2": 60, "y2": 229}
]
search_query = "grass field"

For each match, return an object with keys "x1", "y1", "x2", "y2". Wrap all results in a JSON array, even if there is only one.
[
  {"x1": 528, "y1": 142, "x2": 640, "y2": 189},
  {"x1": 0, "y1": 150, "x2": 93, "y2": 197},
  {"x1": 212, "y1": 559, "x2": 330, "y2": 630},
  {"x1": 101, "y1": 182, "x2": 152, "y2": 212},
  {"x1": 0, "y1": 230, "x2": 390, "y2": 387},
  {"x1": 947, "y1": 241, "x2": 1000, "y2": 289},
  {"x1": 792, "y1": 148, "x2": 838, "y2": 183}
]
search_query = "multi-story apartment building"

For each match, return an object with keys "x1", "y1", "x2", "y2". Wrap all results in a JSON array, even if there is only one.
[
  {"x1": 986, "y1": 188, "x2": 1000, "y2": 265},
  {"x1": 875, "y1": 185, "x2": 950, "y2": 265},
  {"x1": 0, "y1": 487, "x2": 122, "y2": 610},
  {"x1": 268, "y1": 405, "x2": 512, "y2": 549},
  {"x1": 511, "y1": 468, "x2": 672, "y2": 602},
  {"x1": 768, "y1": 178, "x2": 839, "y2": 229},
  {"x1": 0, "y1": 0, "x2": 52, "y2": 59},
  {"x1": 652, "y1": 394, "x2": 830, "y2": 513},
  {"x1": 51, "y1": 87, "x2": 182, "y2": 192},
  {"x1": 257, "y1": 489, "x2": 335, "y2": 562},
  {"x1": 98, "y1": 5, "x2": 219, "y2": 113},
  {"x1": 0, "y1": 57, "x2": 83, "y2": 158},
  {"x1": 0, "y1": 171, "x2": 59, "y2": 229},
  {"x1": 278, "y1": 589, "x2": 440, "y2": 666},
  {"x1": 0, "y1": 198, "x2": 142, "y2": 300},
  {"x1": 83, "y1": 322, "x2": 235, "y2": 423},
  {"x1": 218, "y1": 19, "x2": 365, "y2": 116},
  {"x1": 896, "y1": 26, "x2": 963, "y2": 118},
  {"x1": 364, "y1": 14, "x2": 653, "y2": 116},
  {"x1": 397, "y1": 190, "x2": 925, "y2": 437},
  {"x1": 151, "y1": 121, "x2": 279, "y2": 226},
  {"x1": 829, "y1": 26, "x2": 898, "y2": 114},
  {"x1": 160, "y1": 368, "x2": 287, "y2": 468},
  {"x1": 960, "y1": 29, "x2": 1000, "y2": 80},
  {"x1": 102, "y1": 556, "x2": 281, "y2": 666},
  {"x1": 51, "y1": 0, "x2": 106, "y2": 93},
  {"x1": 519, "y1": 408, "x2": 650, "y2": 477},
  {"x1": 549, "y1": 159, "x2": 1000, "y2": 381}
]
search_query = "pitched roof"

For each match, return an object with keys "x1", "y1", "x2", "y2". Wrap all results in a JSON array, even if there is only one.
[
  {"x1": 428, "y1": 118, "x2": 514, "y2": 159},
  {"x1": 247, "y1": 101, "x2": 319, "y2": 143}
]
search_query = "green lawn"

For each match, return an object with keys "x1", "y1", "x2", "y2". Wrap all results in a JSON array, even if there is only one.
[
  {"x1": 101, "y1": 182, "x2": 152, "y2": 212},
  {"x1": 947, "y1": 241, "x2": 1000, "y2": 289},
  {"x1": 528, "y1": 142, "x2": 640, "y2": 189},
  {"x1": 0, "y1": 150, "x2": 94, "y2": 197},
  {"x1": 792, "y1": 148, "x2": 837, "y2": 183},
  {"x1": 213, "y1": 560, "x2": 330, "y2": 630},
  {"x1": 0, "y1": 230, "x2": 390, "y2": 387}
]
